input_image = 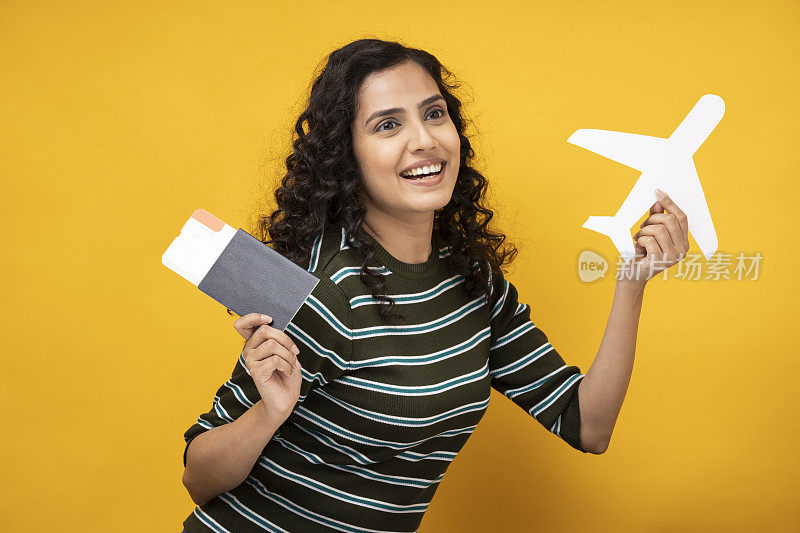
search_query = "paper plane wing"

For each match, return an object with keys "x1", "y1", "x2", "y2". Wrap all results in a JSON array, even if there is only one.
[{"x1": 567, "y1": 129, "x2": 666, "y2": 173}]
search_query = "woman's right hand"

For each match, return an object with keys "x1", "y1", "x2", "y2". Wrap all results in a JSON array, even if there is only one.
[{"x1": 233, "y1": 313, "x2": 303, "y2": 422}]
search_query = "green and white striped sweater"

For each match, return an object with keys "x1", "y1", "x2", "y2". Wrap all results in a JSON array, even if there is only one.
[{"x1": 182, "y1": 223, "x2": 587, "y2": 532}]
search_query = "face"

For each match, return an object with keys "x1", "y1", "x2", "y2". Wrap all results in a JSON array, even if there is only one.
[{"x1": 350, "y1": 61, "x2": 461, "y2": 223}]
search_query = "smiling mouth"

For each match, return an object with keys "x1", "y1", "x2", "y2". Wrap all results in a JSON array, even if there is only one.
[{"x1": 400, "y1": 161, "x2": 446, "y2": 180}]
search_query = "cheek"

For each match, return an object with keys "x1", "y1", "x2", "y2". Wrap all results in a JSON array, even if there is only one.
[
  {"x1": 359, "y1": 164, "x2": 397, "y2": 200},
  {"x1": 447, "y1": 137, "x2": 462, "y2": 177},
  {"x1": 444, "y1": 123, "x2": 460, "y2": 155},
  {"x1": 361, "y1": 141, "x2": 402, "y2": 174}
]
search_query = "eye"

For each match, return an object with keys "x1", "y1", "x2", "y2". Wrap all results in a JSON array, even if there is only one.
[
  {"x1": 376, "y1": 120, "x2": 399, "y2": 132},
  {"x1": 375, "y1": 108, "x2": 446, "y2": 132}
]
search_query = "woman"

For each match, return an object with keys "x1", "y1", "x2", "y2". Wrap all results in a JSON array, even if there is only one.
[{"x1": 180, "y1": 38, "x2": 690, "y2": 532}]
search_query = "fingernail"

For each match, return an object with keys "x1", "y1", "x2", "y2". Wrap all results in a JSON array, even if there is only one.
[
  {"x1": 655, "y1": 189, "x2": 665, "y2": 199},
  {"x1": 262, "y1": 315, "x2": 272, "y2": 322},
  {"x1": 292, "y1": 345, "x2": 300, "y2": 355}
]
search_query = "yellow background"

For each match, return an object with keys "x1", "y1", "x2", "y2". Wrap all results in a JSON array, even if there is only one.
[{"x1": 2, "y1": 0, "x2": 798, "y2": 531}]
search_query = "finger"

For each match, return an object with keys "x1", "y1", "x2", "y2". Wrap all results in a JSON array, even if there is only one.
[
  {"x1": 641, "y1": 236, "x2": 662, "y2": 280},
  {"x1": 634, "y1": 224, "x2": 677, "y2": 256},
  {"x1": 249, "y1": 338, "x2": 299, "y2": 369},
  {"x1": 640, "y1": 213, "x2": 671, "y2": 228},
  {"x1": 655, "y1": 190, "x2": 689, "y2": 238},
  {"x1": 641, "y1": 213, "x2": 689, "y2": 253},
  {"x1": 630, "y1": 235, "x2": 659, "y2": 281},
  {"x1": 246, "y1": 324, "x2": 300, "y2": 357},
  {"x1": 658, "y1": 214, "x2": 683, "y2": 253},
  {"x1": 649, "y1": 200, "x2": 663, "y2": 215},
  {"x1": 651, "y1": 224, "x2": 677, "y2": 257},
  {"x1": 270, "y1": 353, "x2": 293, "y2": 375},
  {"x1": 634, "y1": 238, "x2": 646, "y2": 256},
  {"x1": 254, "y1": 353, "x2": 293, "y2": 381},
  {"x1": 636, "y1": 235, "x2": 663, "y2": 257},
  {"x1": 234, "y1": 313, "x2": 273, "y2": 340},
  {"x1": 636, "y1": 217, "x2": 681, "y2": 248},
  {"x1": 636, "y1": 235, "x2": 662, "y2": 280}
]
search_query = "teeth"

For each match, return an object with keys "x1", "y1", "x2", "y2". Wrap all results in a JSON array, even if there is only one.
[{"x1": 401, "y1": 162, "x2": 442, "y2": 177}]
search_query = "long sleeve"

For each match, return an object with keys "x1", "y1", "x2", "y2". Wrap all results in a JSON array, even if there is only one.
[
  {"x1": 181, "y1": 276, "x2": 353, "y2": 466},
  {"x1": 487, "y1": 267, "x2": 588, "y2": 453}
]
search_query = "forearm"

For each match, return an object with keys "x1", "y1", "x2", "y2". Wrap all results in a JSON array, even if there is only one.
[
  {"x1": 183, "y1": 400, "x2": 283, "y2": 506},
  {"x1": 578, "y1": 279, "x2": 646, "y2": 453}
]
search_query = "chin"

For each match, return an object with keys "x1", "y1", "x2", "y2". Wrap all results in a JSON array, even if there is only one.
[{"x1": 408, "y1": 196, "x2": 453, "y2": 213}]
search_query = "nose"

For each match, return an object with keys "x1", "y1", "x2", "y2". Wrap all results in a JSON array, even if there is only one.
[{"x1": 408, "y1": 118, "x2": 438, "y2": 152}]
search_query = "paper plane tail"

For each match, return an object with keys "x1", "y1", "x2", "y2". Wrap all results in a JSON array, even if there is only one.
[{"x1": 583, "y1": 215, "x2": 636, "y2": 261}]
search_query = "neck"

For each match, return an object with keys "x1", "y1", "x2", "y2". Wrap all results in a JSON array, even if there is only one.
[{"x1": 361, "y1": 210, "x2": 434, "y2": 264}]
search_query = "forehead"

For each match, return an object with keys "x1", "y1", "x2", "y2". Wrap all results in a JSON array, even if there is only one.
[{"x1": 355, "y1": 61, "x2": 440, "y2": 114}]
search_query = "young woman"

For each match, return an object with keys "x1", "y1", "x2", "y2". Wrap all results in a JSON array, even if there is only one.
[{"x1": 180, "y1": 38, "x2": 690, "y2": 532}]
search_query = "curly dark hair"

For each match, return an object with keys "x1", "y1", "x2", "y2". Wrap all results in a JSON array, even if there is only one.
[{"x1": 244, "y1": 38, "x2": 517, "y2": 323}]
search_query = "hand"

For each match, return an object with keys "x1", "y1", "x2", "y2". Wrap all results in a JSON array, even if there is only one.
[
  {"x1": 233, "y1": 312, "x2": 274, "y2": 342},
  {"x1": 616, "y1": 189, "x2": 690, "y2": 287},
  {"x1": 236, "y1": 313, "x2": 303, "y2": 421}
]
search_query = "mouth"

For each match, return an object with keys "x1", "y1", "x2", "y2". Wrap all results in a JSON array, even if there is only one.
[{"x1": 399, "y1": 161, "x2": 446, "y2": 181}]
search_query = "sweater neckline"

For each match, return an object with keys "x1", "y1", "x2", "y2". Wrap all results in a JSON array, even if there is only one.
[{"x1": 353, "y1": 225, "x2": 440, "y2": 280}]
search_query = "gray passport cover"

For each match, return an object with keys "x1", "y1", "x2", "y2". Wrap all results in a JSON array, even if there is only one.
[{"x1": 197, "y1": 228, "x2": 320, "y2": 331}]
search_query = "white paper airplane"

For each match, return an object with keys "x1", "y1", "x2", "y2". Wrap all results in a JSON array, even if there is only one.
[{"x1": 568, "y1": 94, "x2": 724, "y2": 261}]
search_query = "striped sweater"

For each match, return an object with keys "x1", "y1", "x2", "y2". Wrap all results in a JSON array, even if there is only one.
[{"x1": 182, "y1": 223, "x2": 587, "y2": 532}]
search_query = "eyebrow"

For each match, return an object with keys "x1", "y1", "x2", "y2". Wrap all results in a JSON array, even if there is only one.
[{"x1": 364, "y1": 94, "x2": 445, "y2": 128}]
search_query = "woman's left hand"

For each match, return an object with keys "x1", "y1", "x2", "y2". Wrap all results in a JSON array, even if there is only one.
[{"x1": 618, "y1": 189, "x2": 690, "y2": 287}]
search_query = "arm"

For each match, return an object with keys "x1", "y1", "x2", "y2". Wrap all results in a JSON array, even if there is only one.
[
  {"x1": 182, "y1": 400, "x2": 284, "y2": 506},
  {"x1": 487, "y1": 272, "x2": 587, "y2": 454},
  {"x1": 180, "y1": 277, "x2": 353, "y2": 505},
  {"x1": 578, "y1": 279, "x2": 645, "y2": 454},
  {"x1": 578, "y1": 189, "x2": 691, "y2": 453}
]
